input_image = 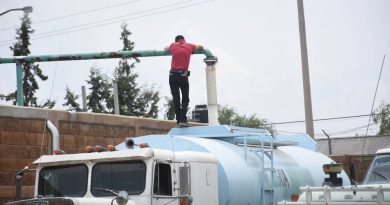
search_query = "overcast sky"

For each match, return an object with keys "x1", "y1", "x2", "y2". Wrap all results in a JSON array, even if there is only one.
[{"x1": 0, "y1": 0, "x2": 389, "y2": 138}]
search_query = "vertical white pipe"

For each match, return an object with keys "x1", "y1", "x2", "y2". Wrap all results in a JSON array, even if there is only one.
[
  {"x1": 205, "y1": 63, "x2": 218, "y2": 125},
  {"x1": 46, "y1": 120, "x2": 59, "y2": 151},
  {"x1": 81, "y1": 86, "x2": 87, "y2": 112},
  {"x1": 113, "y1": 81, "x2": 120, "y2": 115}
]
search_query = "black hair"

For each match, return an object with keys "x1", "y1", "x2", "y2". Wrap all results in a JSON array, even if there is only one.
[{"x1": 175, "y1": 35, "x2": 185, "y2": 42}]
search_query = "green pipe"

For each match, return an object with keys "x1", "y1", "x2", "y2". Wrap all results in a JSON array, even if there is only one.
[
  {"x1": 0, "y1": 49, "x2": 217, "y2": 106},
  {"x1": 0, "y1": 49, "x2": 215, "y2": 64},
  {"x1": 16, "y1": 63, "x2": 23, "y2": 106}
]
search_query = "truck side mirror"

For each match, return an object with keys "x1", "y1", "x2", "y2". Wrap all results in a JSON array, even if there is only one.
[
  {"x1": 322, "y1": 163, "x2": 343, "y2": 187},
  {"x1": 116, "y1": 191, "x2": 129, "y2": 205},
  {"x1": 179, "y1": 166, "x2": 191, "y2": 195},
  {"x1": 179, "y1": 165, "x2": 193, "y2": 204}
]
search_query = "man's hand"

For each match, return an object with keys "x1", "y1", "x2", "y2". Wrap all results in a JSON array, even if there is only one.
[
  {"x1": 164, "y1": 46, "x2": 170, "y2": 52},
  {"x1": 196, "y1": 45, "x2": 203, "y2": 50}
]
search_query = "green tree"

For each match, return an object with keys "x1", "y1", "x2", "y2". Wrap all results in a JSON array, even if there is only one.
[
  {"x1": 63, "y1": 87, "x2": 81, "y2": 111},
  {"x1": 1, "y1": 13, "x2": 54, "y2": 107},
  {"x1": 86, "y1": 67, "x2": 112, "y2": 113},
  {"x1": 218, "y1": 105, "x2": 276, "y2": 134},
  {"x1": 373, "y1": 102, "x2": 390, "y2": 135},
  {"x1": 138, "y1": 86, "x2": 160, "y2": 118},
  {"x1": 40, "y1": 100, "x2": 56, "y2": 109},
  {"x1": 110, "y1": 23, "x2": 159, "y2": 118}
]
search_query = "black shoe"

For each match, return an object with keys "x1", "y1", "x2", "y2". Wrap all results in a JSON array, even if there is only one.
[{"x1": 178, "y1": 122, "x2": 191, "y2": 127}]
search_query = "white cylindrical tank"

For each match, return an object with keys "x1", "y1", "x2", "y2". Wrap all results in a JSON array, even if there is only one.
[{"x1": 117, "y1": 125, "x2": 350, "y2": 204}]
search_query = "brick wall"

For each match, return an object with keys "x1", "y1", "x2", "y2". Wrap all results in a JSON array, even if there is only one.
[
  {"x1": 0, "y1": 116, "x2": 48, "y2": 204},
  {"x1": 0, "y1": 105, "x2": 176, "y2": 204}
]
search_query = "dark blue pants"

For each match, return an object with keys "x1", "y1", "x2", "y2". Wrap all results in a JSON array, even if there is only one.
[{"x1": 169, "y1": 73, "x2": 189, "y2": 123}]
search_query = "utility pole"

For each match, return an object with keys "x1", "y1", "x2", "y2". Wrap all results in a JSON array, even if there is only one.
[{"x1": 297, "y1": 0, "x2": 315, "y2": 138}]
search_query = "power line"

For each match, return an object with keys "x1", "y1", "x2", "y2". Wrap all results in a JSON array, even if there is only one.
[
  {"x1": 276, "y1": 130, "x2": 305, "y2": 135},
  {"x1": 277, "y1": 122, "x2": 379, "y2": 136},
  {"x1": 0, "y1": 0, "x2": 197, "y2": 44},
  {"x1": 362, "y1": 54, "x2": 386, "y2": 154},
  {"x1": 319, "y1": 122, "x2": 378, "y2": 136},
  {"x1": 267, "y1": 112, "x2": 386, "y2": 126},
  {"x1": 0, "y1": 0, "x2": 143, "y2": 32},
  {"x1": 0, "y1": 0, "x2": 214, "y2": 47}
]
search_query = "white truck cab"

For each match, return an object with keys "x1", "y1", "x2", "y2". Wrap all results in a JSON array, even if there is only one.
[
  {"x1": 8, "y1": 147, "x2": 218, "y2": 205},
  {"x1": 364, "y1": 148, "x2": 390, "y2": 185}
]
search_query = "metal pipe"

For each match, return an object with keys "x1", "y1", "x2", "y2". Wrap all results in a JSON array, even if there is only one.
[
  {"x1": 16, "y1": 62, "x2": 23, "y2": 106},
  {"x1": 1, "y1": 49, "x2": 218, "y2": 124},
  {"x1": 46, "y1": 120, "x2": 59, "y2": 152},
  {"x1": 0, "y1": 6, "x2": 32, "y2": 16},
  {"x1": 81, "y1": 86, "x2": 87, "y2": 111},
  {"x1": 204, "y1": 57, "x2": 219, "y2": 125},
  {"x1": 244, "y1": 134, "x2": 248, "y2": 161},
  {"x1": 0, "y1": 49, "x2": 215, "y2": 64},
  {"x1": 322, "y1": 129, "x2": 332, "y2": 155},
  {"x1": 0, "y1": 8, "x2": 21, "y2": 16},
  {"x1": 261, "y1": 140, "x2": 265, "y2": 205},
  {"x1": 15, "y1": 175, "x2": 21, "y2": 200},
  {"x1": 113, "y1": 81, "x2": 120, "y2": 115}
]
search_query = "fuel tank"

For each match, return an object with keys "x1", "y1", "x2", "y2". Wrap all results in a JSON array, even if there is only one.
[{"x1": 117, "y1": 125, "x2": 350, "y2": 204}]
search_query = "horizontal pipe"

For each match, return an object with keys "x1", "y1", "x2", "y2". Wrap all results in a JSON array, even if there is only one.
[
  {"x1": 0, "y1": 49, "x2": 215, "y2": 64},
  {"x1": 300, "y1": 185, "x2": 390, "y2": 192}
]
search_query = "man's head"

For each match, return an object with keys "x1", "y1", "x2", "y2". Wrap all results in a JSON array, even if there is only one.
[{"x1": 175, "y1": 35, "x2": 185, "y2": 42}]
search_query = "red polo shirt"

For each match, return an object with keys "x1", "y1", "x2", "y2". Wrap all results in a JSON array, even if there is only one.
[{"x1": 168, "y1": 39, "x2": 196, "y2": 70}]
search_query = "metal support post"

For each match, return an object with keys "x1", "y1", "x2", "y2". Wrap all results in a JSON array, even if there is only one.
[
  {"x1": 113, "y1": 81, "x2": 120, "y2": 115},
  {"x1": 81, "y1": 86, "x2": 87, "y2": 111},
  {"x1": 244, "y1": 134, "x2": 248, "y2": 161},
  {"x1": 270, "y1": 141, "x2": 275, "y2": 205},
  {"x1": 261, "y1": 140, "x2": 265, "y2": 205},
  {"x1": 15, "y1": 176, "x2": 21, "y2": 200},
  {"x1": 16, "y1": 62, "x2": 23, "y2": 106}
]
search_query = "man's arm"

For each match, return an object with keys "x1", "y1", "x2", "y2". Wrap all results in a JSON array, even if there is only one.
[{"x1": 164, "y1": 46, "x2": 170, "y2": 52}]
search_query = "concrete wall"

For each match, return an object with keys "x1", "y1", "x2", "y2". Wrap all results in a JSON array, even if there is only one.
[{"x1": 0, "y1": 105, "x2": 177, "y2": 204}]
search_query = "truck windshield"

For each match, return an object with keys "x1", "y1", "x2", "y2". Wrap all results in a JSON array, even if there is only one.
[
  {"x1": 38, "y1": 164, "x2": 88, "y2": 197},
  {"x1": 91, "y1": 160, "x2": 146, "y2": 196},
  {"x1": 364, "y1": 155, "x2": 390, "y2": 184}
]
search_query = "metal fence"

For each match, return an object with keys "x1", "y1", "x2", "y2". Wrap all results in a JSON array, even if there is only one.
[{"x1": 316, "y1": 135, "x2": 390, "y2": 155}]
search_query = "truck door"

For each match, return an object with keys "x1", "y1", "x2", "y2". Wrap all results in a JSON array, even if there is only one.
[{"x1": 152, "y1": 162, "x2": 178, "y2": 205}]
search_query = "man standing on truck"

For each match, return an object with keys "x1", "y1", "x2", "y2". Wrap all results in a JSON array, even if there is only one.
[{"x1": 165, "y1": 35, "x2": 203, "y2": 127}]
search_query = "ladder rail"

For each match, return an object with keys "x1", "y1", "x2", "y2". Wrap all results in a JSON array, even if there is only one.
[{"x1": 242, "y1": 134, "x2": 278, "y2": 205}]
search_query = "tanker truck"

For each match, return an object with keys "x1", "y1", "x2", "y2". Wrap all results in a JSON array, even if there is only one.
[{"x1": 5, "y1": 125, "x2": 350, "y2": 205}]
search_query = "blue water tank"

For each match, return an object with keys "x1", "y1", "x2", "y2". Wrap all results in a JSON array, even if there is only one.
[{"x1": 117, "y1": 125, "x2": 350, "y2": 204}]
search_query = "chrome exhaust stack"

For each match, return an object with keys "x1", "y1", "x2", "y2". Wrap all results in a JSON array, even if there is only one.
[{"x1": 46, "y1": 120, "x2": 59, "y2": 152}]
